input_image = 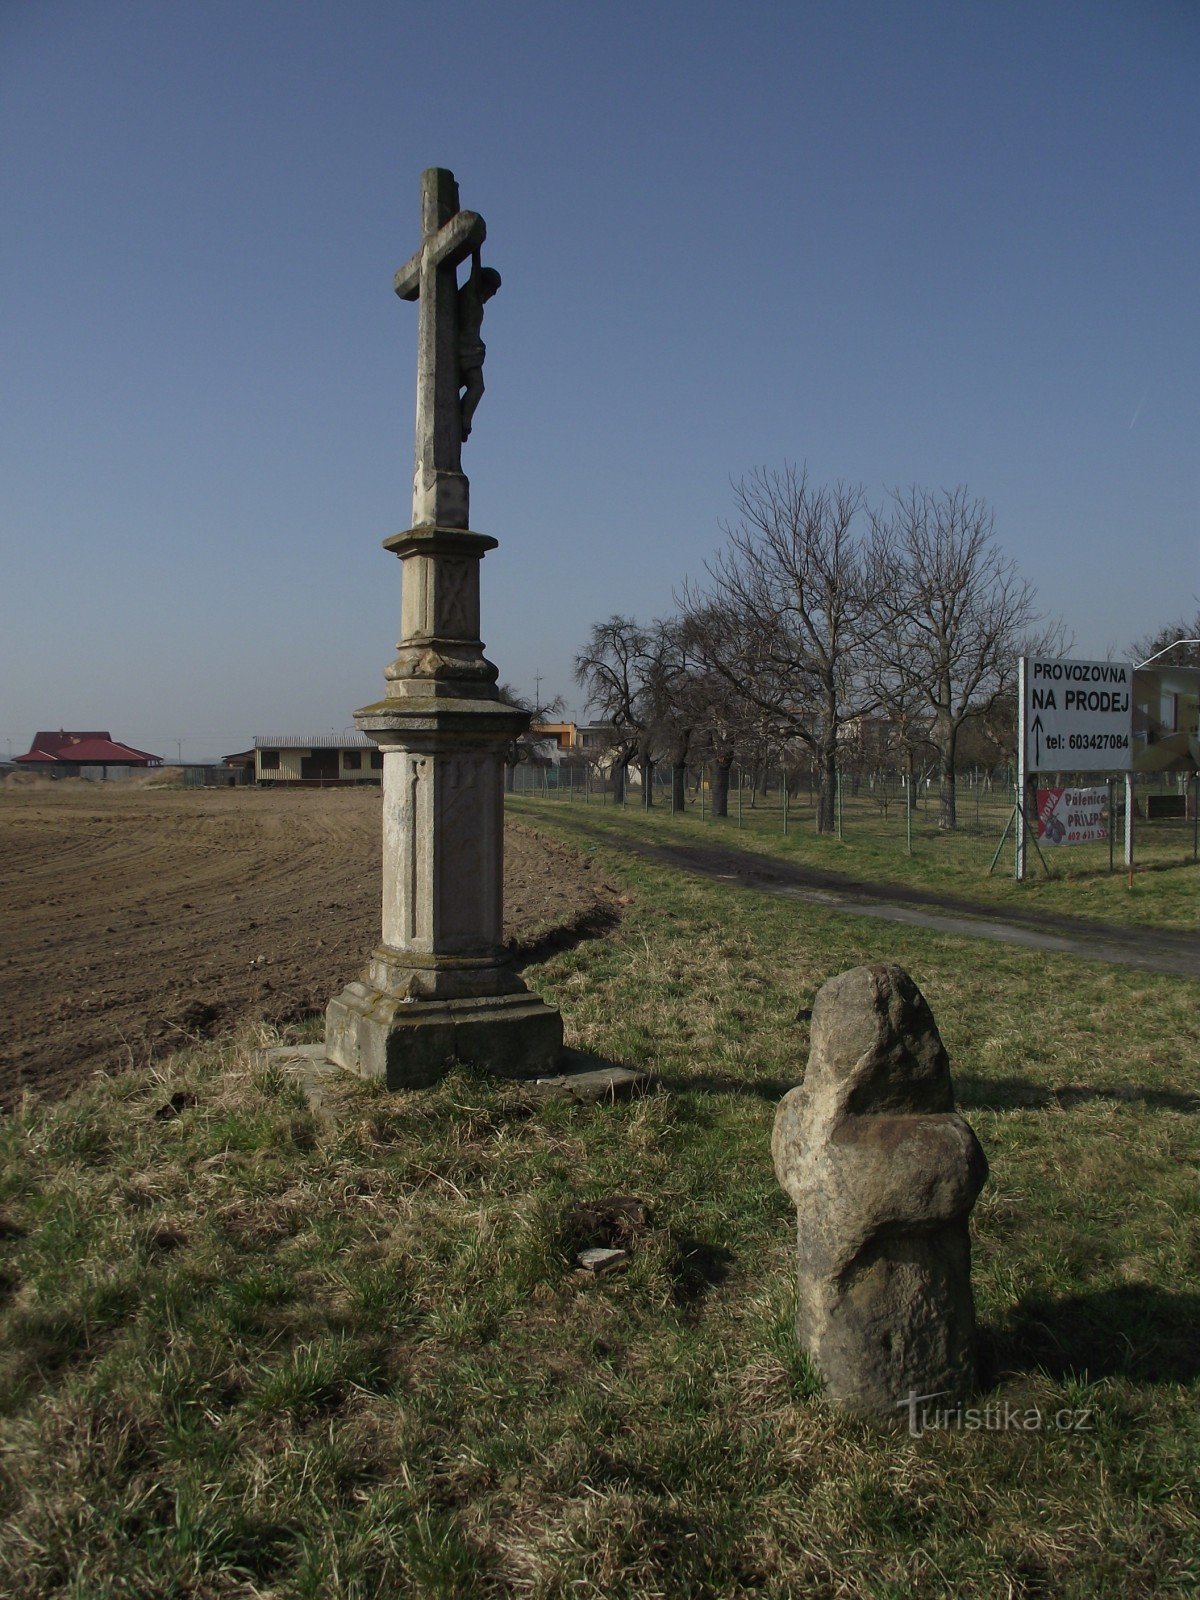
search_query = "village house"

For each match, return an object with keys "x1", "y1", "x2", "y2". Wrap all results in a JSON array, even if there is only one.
[
  {"x1": 15, "y1": 730, "x2": 163, "y2": 779},
  {"x1": 253, "y1": 734, "x2": 383, "y2": 785}
]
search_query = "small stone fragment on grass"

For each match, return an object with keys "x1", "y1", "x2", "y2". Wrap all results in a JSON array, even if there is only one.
[
  {"x1": 577, "y1": 1247, "x2": 628, "y2": 1275},
  {"x1": 531, "y1": 1057, "x2": 654, "y2": 1104}
]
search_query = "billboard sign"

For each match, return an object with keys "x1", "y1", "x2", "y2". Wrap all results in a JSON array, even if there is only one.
[
  {"x1": 1020, "y1": 658, "x2": 1133, "y2": 773},
  {"x1": 1035, "y1": 786, "x2": 1108, "y2": 846}
]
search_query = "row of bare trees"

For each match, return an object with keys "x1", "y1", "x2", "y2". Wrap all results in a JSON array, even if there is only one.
[{"x1": 573, "y1": 468, "x2": 1061, "y2": 832}]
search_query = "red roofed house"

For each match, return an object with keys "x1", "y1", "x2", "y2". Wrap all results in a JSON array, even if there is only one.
[{"x1": 16, "y1": 731, "x2": 164, "y2": 780}]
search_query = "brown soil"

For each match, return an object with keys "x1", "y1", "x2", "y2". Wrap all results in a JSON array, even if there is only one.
[{"x1": 0, "y1": 782, "x2": 617, "y2": 1107}]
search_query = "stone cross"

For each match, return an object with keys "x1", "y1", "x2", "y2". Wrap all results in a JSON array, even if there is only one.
[
  {"x1": 323, "y1": 166, "x2": 563, "y2": 1091},
  {"x1": 394, "y1": 168, "x2": 487, "y2": 530}
]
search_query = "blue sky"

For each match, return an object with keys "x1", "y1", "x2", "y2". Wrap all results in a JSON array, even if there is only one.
[{"x1": 2, "y1": 0, "x2": 1197, "y2": 761}]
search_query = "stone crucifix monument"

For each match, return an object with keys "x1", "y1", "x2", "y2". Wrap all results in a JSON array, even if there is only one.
[{"x1": 324, "y1": 168, "x2": 563, "y2": 1087}]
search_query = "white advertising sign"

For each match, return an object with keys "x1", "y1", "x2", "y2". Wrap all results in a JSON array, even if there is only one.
[
  {"x1": 1035, "y1": 786, "x2": 1108, "y2": 846},
  {"x1": 1021, "y1": 658, "x2": 1133, "y2": 773}
]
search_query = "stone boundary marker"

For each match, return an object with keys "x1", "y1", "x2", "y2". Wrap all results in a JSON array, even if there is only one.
[
  {"x1": 257, "y1": 1043, "x2": 654, "y2": 1117},
  {"x1": 773, "y1": 963, "x2": 988, "y2": 1420}
]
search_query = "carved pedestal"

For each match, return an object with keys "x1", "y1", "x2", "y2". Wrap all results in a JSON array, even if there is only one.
[{"x1": 325, "y1": 526, "x2": 563, "y2": 1088}]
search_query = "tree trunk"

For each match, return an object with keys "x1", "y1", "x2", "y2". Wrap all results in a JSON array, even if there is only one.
[
  {"x1": 939, "y1": 725, "x2": 958, "y2": 831},
  {"x1": 504, "y1": 761, "x2": 516, "y2": 794},
  {"x1": 816, "y1": 746, "x2": 837, "y2": 833},
  {"x1": 671, "y1": 763, "x2": 686, "y2": 812},
  {"x1": 711, "y1": 758, "x2": 732, "y2": 818},
  {"x1": 612, "y1": 761, "x2": 626, "y2": 805},
  {"x1": 641, "y1": 756, "x2": 655, "y2": 807}
]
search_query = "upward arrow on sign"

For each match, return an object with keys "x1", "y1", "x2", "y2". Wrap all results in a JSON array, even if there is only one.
[{"x1": 1030, "y1": 713, "x2": 1044, "y2": 766}]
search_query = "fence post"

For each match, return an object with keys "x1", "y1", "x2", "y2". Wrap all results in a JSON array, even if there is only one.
[
  {"x1": 906, "y1": 776, "x2": 912, "y2": 857},
  {"x1": 783, "y1": 774, "x2": 789, "y2": 836},
  {"x1": 737, "y1": 765, "x2": 743, "y2": 829},
  {"x1": 836, "y1": 769, "x2": 843, "y2": 840},
  {"x1": 1193, "y1": 771, "x2": 1198, "y2": 864},
  {"x1": 1124, "y1": 773, "x2": 1135, "y2": 884},
  {"x1": 1108, "y1": 778, "x2": 1114, "y2": 873}
]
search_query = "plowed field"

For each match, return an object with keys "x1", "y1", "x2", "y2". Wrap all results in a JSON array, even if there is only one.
[{"x1": 0, "y1": 781, "x2": 615, "y2": 1107}]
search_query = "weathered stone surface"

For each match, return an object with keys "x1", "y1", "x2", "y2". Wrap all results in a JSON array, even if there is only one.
[
  {"x1": 577, "y1": 1247, "x2": 628, "y2": 1275},
  {"x1": 326, "y1": 987, "x2": 562, "y2": 1090},
  {"x1": 772, "y1": 963, "x2": 988, "y2": 1418},
  {"x1": 257, "y1": 1043, "x2": 342, "y2": 1114},
  {"x1": 528, "y1": 1055, "x2": 654, "y2": 1104}
]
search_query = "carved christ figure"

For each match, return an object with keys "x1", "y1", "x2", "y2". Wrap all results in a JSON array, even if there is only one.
[
  {"x1": 457, "y1": 248, "x2": 501, "y2": 442},
  {"x1": 394, "y1": 169, "x2": 500, "y2": 527}
]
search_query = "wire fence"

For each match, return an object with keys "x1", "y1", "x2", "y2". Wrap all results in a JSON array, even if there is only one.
[{"x1": 509, "y1": 761, "x2": 1200, "y2": 879}]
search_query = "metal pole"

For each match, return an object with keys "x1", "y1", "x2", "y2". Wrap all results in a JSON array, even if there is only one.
[
  {"x1": 783, "y1": 773, "x2": 789, "y2": 836},
  {"x1": 1108, "y1": 778, "x2": 1114, "y2": 873},
  {"x1": 737, "y1": 765, "x2": 743, "y2": 829},
  {"x1": 836, "y1": 769, "x2": 843, "y2": 840},
  {"x1": 1016, "y1": 656, "x2": 1028, "y2": 881},
  {"x1": 700, "y1": 763, "x2": 706, "y2": 821},
  {"x1": 988, "y1": 807, "x2": 1015, "y2": 875},
  {"x1": 1125, "y1": 773, "x2": 1135, "y2": 885},
  {"x1": 1193, "y1": 772, "x2": 1199, "y2": 864},
  {"x1": 906, "y1": 775, "x2": 912, "y2": 857}
]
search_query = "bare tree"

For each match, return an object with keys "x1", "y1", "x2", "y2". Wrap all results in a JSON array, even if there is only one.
[
  {"x1": 682, "y1": 466, "x2": 876, "y2": 832},
  {"x1": 573, "y1": 617, "x2": 651, "y2": 805},
  {"x1": 1130, "y1": 608, "x2": 1200, "y2": 668},
  {"x1": 868, "y1": 486, "x2": 1051, "y2": 829},
  {"x1": 699, "y1": 668, "x2": 752, "y2": 817},
  {"x1": 639, "y1": 616, "x2": 707, "y2": 812}
]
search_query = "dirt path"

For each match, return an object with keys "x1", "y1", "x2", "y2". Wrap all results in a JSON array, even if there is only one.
[
  {"x1": 0, "y1": 783, "x2": 617, "y2": 1107},
  {"x1": 550, "y1": 816, "x2": 1200, "y2": 980}
]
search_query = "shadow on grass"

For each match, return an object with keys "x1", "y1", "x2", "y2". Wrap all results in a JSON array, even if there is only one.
[
  {"x1": 509, "y1": 905, "x2": 623, "y2": 971},
  {"x1": 669, "y1": 1234, "x2": 735, "y2": 1308},
  {"x1": 957, "y1": 1074, "x2": 1200, "y2": 1115},
  {"x1": 987, "y1": 1285, "x2": 1200, "y2": 1383}
]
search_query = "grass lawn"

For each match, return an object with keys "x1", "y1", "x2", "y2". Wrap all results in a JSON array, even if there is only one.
[
  {"x1": 510, "y1": 786, "x2": 1200, "y2": 932},
  {"x1": 1, "y1": 810, "x2": 1197, "y2": 1596}
]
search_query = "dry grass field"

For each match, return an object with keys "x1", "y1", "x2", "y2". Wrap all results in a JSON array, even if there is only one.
[
  {"x1": 0, "y1": 779, "x2": 615, "y2": 1107},
  {"x1": 0, "y1": 787, "x2": 1197, "y2": 1594}
]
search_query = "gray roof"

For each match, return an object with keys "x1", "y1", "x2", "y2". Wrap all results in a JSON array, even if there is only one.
[{"x1": 253, "y1": 733, "x2": 377, "y2": 750}]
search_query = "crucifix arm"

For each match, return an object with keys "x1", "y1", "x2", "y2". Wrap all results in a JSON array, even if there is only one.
[
  {"x1": 393, "y1": 210, "x2": 486, "y2": 300},
  {"x1": 393, "y1": 251, "x2": 422, "y2": 301}
]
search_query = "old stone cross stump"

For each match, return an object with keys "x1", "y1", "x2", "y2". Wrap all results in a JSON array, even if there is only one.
[
  {"x1": 324, "y1": 168, "x2": 563, "y2": 1087},
  {"x1": 772, "y1": 963, "x2": 988, "y2": 1418}
]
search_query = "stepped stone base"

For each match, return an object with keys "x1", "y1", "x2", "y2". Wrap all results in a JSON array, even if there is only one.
[
  {"x1": 258, "y1": 1042, "x2": 652, "y2": 1114},
  {"x1": 325, "y1": 980, "x2": 563, "y2": 1090}
]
